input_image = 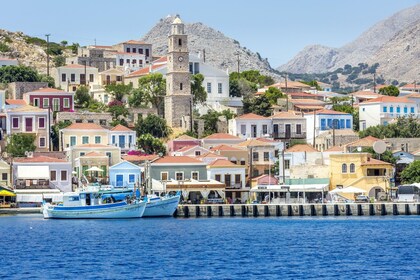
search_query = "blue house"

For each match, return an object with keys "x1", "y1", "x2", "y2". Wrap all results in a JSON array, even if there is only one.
[{"x1": 109, "y1": 161, "x2": 141, "y2": 189}]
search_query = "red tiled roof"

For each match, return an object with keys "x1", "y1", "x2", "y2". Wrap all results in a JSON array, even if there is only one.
[
  {"x1": 314, "y1": 109, "x2": 351, "y2": 115},
  {"x1": 346, "y1": 136, "x2": 379, "y2": 147},
  {"x1": 174, "y1": 134, "x2": 197, "y2": 140},
  {"x1": 126, "y1": 63, "x2": 165, "y2": 77},
  {"x1": 237, "y1": 139, "x2": 273, "y2": 147},
  {"x1": 362, "y1": 158, "x2": 392, "y2": 165},
  {"x1": 30, "y1": 88, "x2": 67, "y2": 93},
  {"x1": 271, "y1": 111, "x2": 303, "y2": 119},
  {"x1": 236, "y1": 113, "x2": 267, "y2": 120},
  {"x1": 111, "y1": 124, "x2": 132, "y2": 132},
  {"x1": 5, "y1": 99, "x2": 27, "y2": 105},
  {"x1": 153, "y1": 156, "x2": 204, "y2": 164},
  {"x1": 175, "y1": 145, "x2": 199, "y2": 153},
  {"x1": 61, "y1": 64, "x2": 95, "y2": 69},
  {"x1": 122, "y1": 154, "x2": 159, "y2": 162},
  {"x1": 210, "y1": 144, "x2": 244, "y2": 152},
  {"x1": 13, "y1": 156, "x2": 67, "y2": 163},
  {"x1": 122, "y1": 40, "x2": 150, "y2": 45},
  {"x1": 208, "y1": 159, "x2": 238, "y2": 167},
  {"x1": 65, "y1": 123, "x2": 106, "y2": 130},
  {"x1": 202, "y1": 133, "x2": 241, "y2": 140},
  {"x1": 286, "y1": 144, "x2": 318, "y2": 153},
  {"x1": 361, "y1": 96, "x2": 415, "y2": 104}
]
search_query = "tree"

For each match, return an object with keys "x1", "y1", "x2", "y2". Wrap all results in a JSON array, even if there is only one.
[
  {"x1": 105, "y1": 83, "x2": 133, "y2": 102},
  {"x1": 51, "y1": 120, "x2": 72, "y2": 151},
  {"x1": 5, "y1": 134, "x2": 36, "y2": 157},
  {"x1": 60, "y1": 40, "x2": 68, "y2": 47},
  {"x1": 38, "y1": 74, "x2": 55, "y2": 88},
  {"x1": 135, "y1": 114, "x2": 172, "y2": 139},
  {"x1": 359, "y1": 116, "x2": 420, "y2": 139},
  {"x1": 264, "y1": 87, "x2": 284, "y2": 105},
  {"x1": 243, "y1": 95, "x2": 272, "y2": 117},
  {"x1": 53, "y1": 55, "x2": 66, "y2": 67},
  {"x1": 301, "y1": 80, "x2": 321, "y2": 91},
  {"x1": 137, "y1": 133, "x2": 166, "y2": 155},
  {"x1": 201, "y1": 110, "x2": 221, "y2": 135},
  {"x1": 137, "y1": 73, "x2": 166, "y2": 116},
  {"x1": 128, "y1": 88, "x2": 148, "y2": 108},
  {"x1": 191, "y1": 73, "x2": 207, "y2": 105},
  {"x1": 88, "y1": 99, "x2": 107, "y2": 113},
  {"x1": 0, "y1": 65, "x2": 39, "y2": 84},
  {"x1": 400, "y1": 161, "x2": 420, "y2": 184},
  {"x1": 108, "y1": 100, "x2": 129, "y2": 122},
  {"x1": 379, "y1": 85, "x2": 399, "y2": 96},
  {"x1": 74, "y1": 86, "x2": 91, "y2": 108}
]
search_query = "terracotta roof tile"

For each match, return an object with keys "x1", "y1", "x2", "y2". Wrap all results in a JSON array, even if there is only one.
[
  {"x1": 362, "y1": 158, "x2": 392, "y2": 165},
  {"x1": 61, "y1": 64, "x2": 96, "y2": 69},
  {"x1": 271, "y1": 111, "x2": 304, "y2": 119},
  {"x1": 312, "y1": 109, "x2": 351, "y2": 115},
  {"x1": 65, "y1": 123, "x2": 106, "y2": 130},
  {"x1": 13, "y1": 156, "x2": 67, "y2": 163},
  {"x1": 210, "y1": 144, "x2": 244, "y2": 152},
  {"x1": 236, "y1": 113, "x2": 267, "y2": 120},
  {"x1": 286, "y1": 144, "x2": 318, "y2": 152},
  {"x1": 202, "y1": 133, "x2": 241, "y2": 140},
  {"x1": 196, "y1": 152, "x2": 224, "y2": 158},
  {"x1": 122, "y1": 154, "x2": 159, "y2": 162},
  {"x1": 208, "y1": 159, "x2": 238, "y2": 167},
  {"x1": 7, "y1": 105, "x2": 46, "y2": 113},
  {"x1": 153, "y1": 156, "x2": 204, "y2": 164},
  {"x1": 110, "y1": 124, "x2": 132, "y2": 132},
  {"x1": 361, "y1": 96, "x2": 415, "y2": 104},
  {"x1": 324, "y1": 146, "x2": 345, "y2": 152},
  {"x1": 237, "y1": 139, "x2": 273, "y2": 147},
  {"x1": 174, "y1": 134, "x2": 197, "y2": 140},
  {"x1": 175, "y1": 145, "x2": 199, "y2": 153},
  {"x1": 346, "y1": 136, "x2": 380, "y2": 147},
  {"x1": 30, "y1": 88, "x2": 67, "y2": 93},
  {"x1": 5, "y1": 99, "x2": 27, "y2": 105}
]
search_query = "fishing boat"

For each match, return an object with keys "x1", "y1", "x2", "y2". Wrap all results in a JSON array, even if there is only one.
[
  {"x1": 42, "y1": 189, "x2": 146, "y2": 219},
  {"x1": 142, "y1": 192, "x2": 181, "y2": 217}
]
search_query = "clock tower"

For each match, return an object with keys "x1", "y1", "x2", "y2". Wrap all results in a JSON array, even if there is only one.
[{"x1": 164, "y1": 15, "x2": 192, "y2": 129}]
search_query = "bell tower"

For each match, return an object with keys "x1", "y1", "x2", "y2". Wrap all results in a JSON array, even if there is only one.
[{"x1": 164, "y1": 15, "x2": 192, "y2": 129}]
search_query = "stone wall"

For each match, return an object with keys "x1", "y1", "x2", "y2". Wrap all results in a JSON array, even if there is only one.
[
  {"x1": 56, "y1": 111, "x2": 113, "y2": 126},
  {"x1": 385, "y1": 138, "x2": 420, "y2": 153},
  {"x1": 8, "y1": 82, "x2": 48, "y2": 99}
]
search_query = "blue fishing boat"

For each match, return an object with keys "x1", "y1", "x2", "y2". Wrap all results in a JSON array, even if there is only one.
[
  {"x1": 42, "y1": 189, "x2": 146, "y2": 219},
  {"x1": 142, "y1": 192, "x2": 181, "y2": 217}
]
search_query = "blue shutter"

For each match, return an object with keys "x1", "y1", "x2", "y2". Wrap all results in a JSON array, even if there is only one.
[
  {"x1": 320, "y1": 119, "x2": 326, "y2": 130},
  {"x1": 346, "y1": 119, "x2": 351, "y2": 129}
]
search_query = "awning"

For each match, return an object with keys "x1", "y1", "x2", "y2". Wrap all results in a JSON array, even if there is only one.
[
  {"x1": 16, "y1": 194, "x2": 43, "y2": 202},
  {"x1": 17, "y1": 166, "x2": 49, "y2": 179},
  {"x1": 43, "y1": 193, "x2": 63, "y2": 202},
  {"x1": 251, "y1": 184, "x2": 329, "y2": 192},
  {"x1": 0, "y1": 189, "x2": 16, "y2": 196}
]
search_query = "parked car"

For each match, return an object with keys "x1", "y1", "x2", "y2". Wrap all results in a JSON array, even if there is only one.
[{"x1": 355, "y1": 195, "x2": 369, "y2": 203}]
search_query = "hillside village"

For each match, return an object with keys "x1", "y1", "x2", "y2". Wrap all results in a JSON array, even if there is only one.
[{"x1": 1, "y1": 15, "x2": 420, "y2": 208}]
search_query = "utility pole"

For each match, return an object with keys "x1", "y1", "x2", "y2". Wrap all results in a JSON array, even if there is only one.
[
  {"x1": 285, "y1": 73, "x2": 289, "y2": 111},
  {"x1": 236, "y1": 52, "x2": 240, "y2": 74},
  {"x1": 312, "y1": 110, "x2": 316, "y2": 148},
  {"x1": 373, "y1": 72, "x2": 376, "y2": 93},
  {"x1": 45, "y1": 34, "x2": 51, "y2": 76}
]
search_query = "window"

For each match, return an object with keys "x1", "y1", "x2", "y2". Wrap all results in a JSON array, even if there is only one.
[
  {"x1": 320, "y1": 119, "x2": 326, "y2": 130},
  {"x1": 252, "y1": 152, "x2": 259, "y2": 161},
  {"x1": 145, "y1": 49, "x2": 149, "y2": 57},
  {"x1": 262, "y1": 125, "x2": 268, "y2": 135},
  {"x1": 139, "y1": 60, "x2": 143, "y2": 66},
  {"x1": 264, "y1": 152, "x2": 269, "y2": 161},
  {"x1": 342, "y1": 163, "x2": 347, "y2": 173},
  {"x1": 350, "y1": 163, "x2": 355, "y2": 173},
  {"x1": 207, "y1": 82, "x2": 212, "y2": 93},
  {"x1": 126, "y1": 47, "x2": 130, "y2": 53},
  {"x1": 284, "y1": 159, "x2": 290, "y2": 170},
  {"x1": 241, "y1": 125, "x2": 246, "y2": 135},
  {"x1": 235, "y1": 174, "x2": 241, "y2": 184},
  {"x1": 195, "y1": 151, "x2": 201, "y2": 156},
  {"x1": 346, "y1": 119, "x2": 351, "y2": 129},
  {"x1": 396, "y1": 106, "x2": 400, "y2": 113},
  {"x1": 61, "y1": 170, "x2": 67, "y2": 181},
  {"x1": 43, "y1": 98, "x2": 49, "y2": 108},
  {"x1": 119, "y1": 59, "x2": 124, "y2": 66},
  {"x1": 178, "y1": 38, "x2": 182, "y2": 46},
  {"x1": 296, "y1": 124, "x2": 302, "y2": 134},
  {"x1": 383, "y1": 106, "x2": 387, "y2": 113},
  {"x1": 215, "y1": 174, "x2": 221, "y2": 182},
  {"x1": 161, "y1": 172, "x2": 168, "y2": 181},
  {"x1": 39, "y1": 137, "x2": 46, "y2": 148},
  {"x1": 411, "y1": 107, "x2": 415, "y2": 113},
  {"x1": 191, "y1": 171, "x2": 199, "y2": 180},
  {"x1": 390, "y1": 106, "x2": 394, "y2": 113},
  {"x1": 340, "y1": 119, "x2": 345, "y2": 129},
  {"x1": 139, "y1": 49, "x2": 143, "y2": 54},
  {"x1": 82, "y1": 136, "x2": 89, "y2": 144},
  {"x1": 50, "y1": 170, "x2": 57, "y2": 181},
  {"x1": 240, "y1": 160, "x2": 246, "y2": 165},
  {"x1": 132, "y1": 48, "x2": 136, "y2": 53},
  {"x1": 404, "y1": 107, "x2": 408, "y2": 114},
  {"x1": 231, "y1": 159, "x2": 237, "y2": 164},
  {"x1": 89, "y1": 74, "x2": 94, "y2": 82},
  {"x1": 112, "y1": 135, "x2": 116, "y2": 144},
  {"x1": 70, "y1": 74, "x2": 75, "y2": 82},
  {"x1": 80, "y1": 152, "x2": 85, "y2": 157},
  {"x1": 129, "y1": 174, "x2": 135, "y2": 183},
  {"x1": 175, "y1": 172, "x2": 183, "y2": 180},
  {"x1": 12, "y1": 117, "x2": 19, "y2": 129},
  {"x1": 218, "y1": 83, "x2": 222, "y2": 94},
  {"x1": 180, "y1": 83, "x2": 183, "y2": 90},
  {"x1": 132, "y1": 59, "x2": 137, "y2": 64},
  {"x1": 94, "y1": 136, "x2": 101, "y2": 144},
  {"x1": 63, "y1": 98, "x2": 70, "y2": 109},
  {"x1": 106, "y1": 152, "x2": 111, "y2": 158},
  {"x1": 33, "y1": 98, "x2": 40, "y2": 107},
  {"x1": 70, "y1": 136, "x2": 76, "y2": 146},
  {"x1": 2, "y1": 173, "x2": 7, "y2": 181},
  {"x1": 116, "y1": 76, "x2": 122, "y2": 82},
  {"x1": 61, "y1": 73, "x2": 66, "y2": 82}
]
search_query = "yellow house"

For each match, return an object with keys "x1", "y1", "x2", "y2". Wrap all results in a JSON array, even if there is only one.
[
  {"x1": 0, "y1": 159, "x2": 11, "y2": 187},
  {"x1": 60, "y1": 123, "x2": 109, "y2": 151},
  {"x1": 330, "y1": 153, "x2": 393, "y2": 200}
]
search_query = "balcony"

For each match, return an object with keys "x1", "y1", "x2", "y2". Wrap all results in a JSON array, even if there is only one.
[
  {"x1": 225, "y1": 182, "x2": 242, "y2": 189},
  {"x1": 273, "y1": 132, "x2": 306, "y2": 139}
]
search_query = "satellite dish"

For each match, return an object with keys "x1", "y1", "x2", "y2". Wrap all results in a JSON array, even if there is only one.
[{"x1": 373, "y1": 140, "x2": 386, "y2": 154}]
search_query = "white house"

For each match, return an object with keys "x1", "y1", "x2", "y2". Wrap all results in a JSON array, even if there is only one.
[
  {"x1": 108, "y1": 124, "x2": 137, "y2": 154},
  {"x1": 359, "y1": 96, "x2": 417, "y2": 130},
  {"x1": 228, "y1": 113, "x2": 271, "y2": 139},
  {"x1": 304, "y1": 109, "x2": 353, "y2": 145},
  {"x1": 52, "y1": 64, "x2": 99, "y2": 92},
  {"x1": 115, "y1": 52, "x2": 146, "y2": 72},
  {"x1": 0, "y1": 57, "x2": 18, "y2": 67}
]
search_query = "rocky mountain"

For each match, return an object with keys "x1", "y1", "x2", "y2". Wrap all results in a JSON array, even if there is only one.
[
  {"x1": 278, "y1": 4, "x2": 420, "y2": 82},
  {"x1": 141, "y1": 15, "x2": 279, "y2": 79}
]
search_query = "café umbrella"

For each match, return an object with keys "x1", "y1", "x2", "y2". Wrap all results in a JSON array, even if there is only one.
[{"x1": 86, "y1": 166, "x2": 104, "y2": 182}]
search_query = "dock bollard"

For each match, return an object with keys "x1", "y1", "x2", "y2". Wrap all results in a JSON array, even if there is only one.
[
  {"x1": 322, "y1": 204, "x2": 327, "y2": 216},
  {"x1": 357, "y1": 204, "x2": 363, "y2": 216},
  {"x1": 310, "y1": 205, "x2": 316, "y2": 216},
  {"x1": 183, "y1": 206, "x2": 189, "y2": 218},
  {"x1": 276, "y1": 205, "x2": 281, "y2": 216},
  {"x1": 173, "y1": 208, "x2": 178, "y2": 218},
  {"x1": 299, "y1": 205, "x2": 304, "y2": 216},
  {"x1": 207, "y1": 206, "x2": 212, "y2": 217},
  {"x1": 334, "y1": 205, "x2": 339, "y2": 216},
  {"x1": 264, "y1": 205, "x2": 269, "y2": 217},
  {"x1": 369, "y1": 204, "x2": 374, "y2": 215},
  {"x1": 287, "y1": 205, "x2": 292, "y2": 216},
  {"x1": 253, "y1": 205, "x2": 258, "y2": 217},
  {"x1": 196, "y1": 206, "x2": 200, "y2": 217},
  {"x1": 417, "y1": 204, "x2": 420, "y2": 215},
  {"x1": 393, "y1": 204, "x2": 398, "y2": 215},
  {"x1": 405, "y1": 204, "x2": 411, "y2": 215},
  {"x1": 241, "y1": 205, "x2": 246, "y2": 217},
  {"x1": 218, "y1": 206, "x2": 223, "y2": 217},
  {"x1": 381, "y1": 204, "x2": 386, "y2": 216},
  {"x1": 345, "y1": 204, "x2": 351, "y2": 216},
  {"x1": 230, "y1": 205, "x2": 235, "y2": 217}
]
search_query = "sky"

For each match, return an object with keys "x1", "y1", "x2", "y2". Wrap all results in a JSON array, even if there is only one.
[{"x1": 0, "y1": 0, "x2": 419, "y2": 68}]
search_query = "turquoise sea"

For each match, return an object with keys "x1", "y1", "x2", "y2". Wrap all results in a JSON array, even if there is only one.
[{"x1": 0, "y1": 215, "x2": 419, "y2": 279}]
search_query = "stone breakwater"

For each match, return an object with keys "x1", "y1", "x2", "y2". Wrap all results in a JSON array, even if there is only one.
[{"x1": 175, "y1": 203, "x2": 420, "y2": 218}]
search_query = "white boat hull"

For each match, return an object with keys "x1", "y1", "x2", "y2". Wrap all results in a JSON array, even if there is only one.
[
  {"x1": 42, "y1": 201, "x2": 146, "y2": 219},
  {"x1": 143, "y1": 195, "x2": 180, "y2": 217}
]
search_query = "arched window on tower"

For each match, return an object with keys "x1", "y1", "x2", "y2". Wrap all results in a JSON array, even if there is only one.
[
  {"x1": 180, "y1": 83, "x2": 183, "y2": 90},
  {"x1": 342, "y1": 163, "x2": 347, "y2": 173}
]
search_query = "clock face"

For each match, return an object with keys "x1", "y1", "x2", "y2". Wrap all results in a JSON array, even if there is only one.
[{"x1": 178, "y1": 56, "x2": 184, "y2": 62}]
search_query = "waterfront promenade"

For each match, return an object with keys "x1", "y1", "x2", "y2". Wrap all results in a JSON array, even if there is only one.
[{"x1": 1, "y1": 203, "x2": 419, "y2": 217}]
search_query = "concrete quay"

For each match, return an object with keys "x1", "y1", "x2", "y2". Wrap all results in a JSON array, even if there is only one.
[{"x1": 174, "y1": 203, "x2": 420, "y2": 218}]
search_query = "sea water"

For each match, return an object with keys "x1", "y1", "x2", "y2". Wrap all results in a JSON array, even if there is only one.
[{"x1": 0, "y1": 215, "x2": 418, "y2": 279}]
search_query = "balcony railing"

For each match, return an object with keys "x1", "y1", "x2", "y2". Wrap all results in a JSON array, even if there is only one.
[
  {"x1": 273, "y1": 132, "x2": 306, "y2": 139},
  {"x1": 225, "y1": 182, "x2": 242, "y2": 189}
]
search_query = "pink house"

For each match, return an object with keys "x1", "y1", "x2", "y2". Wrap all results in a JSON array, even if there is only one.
[
  {"x1": 167, "y1": 134, "x2": 201, "y2": 152},
  {"x1": 23, "y1": 88, "x2": 74, "y2": 112}
]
